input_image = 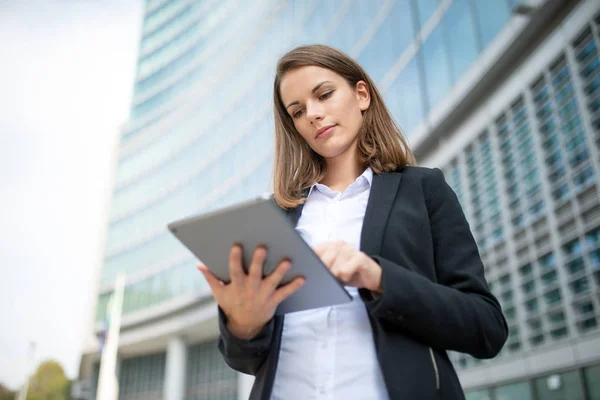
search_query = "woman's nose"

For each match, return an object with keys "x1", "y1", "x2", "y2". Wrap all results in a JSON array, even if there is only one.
[{"x1": 306, "y1": 102, "x2": 324, "y2": 122}]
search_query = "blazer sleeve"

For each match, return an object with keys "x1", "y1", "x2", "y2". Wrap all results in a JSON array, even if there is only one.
[
  {"x1": 360, "y1": 168, "x2": 508, "y2": 359},
  {"x1": 216, "y1": 307, "x2": 273, "y2": 375}
]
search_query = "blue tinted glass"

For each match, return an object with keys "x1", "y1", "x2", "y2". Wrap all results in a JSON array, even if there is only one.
[
  {"x1": 384, "y1": 57, "x2": 425, "y2": 136},
  {"x1": 357, "y1": 1, "x2": 415, "y2": 82},
  {"x1": 416, "y1": 0, "x2": 440, "y2": 27},
  {"x1": 445, "y1": 0, "x2": 479, "y2": 81},
  {"x1": 472, "y1": 0, "x2": 511, "y2": 48},
  {"x1": 302, "y1": 1, "x2": 340, "y2": 42},
  {"x1": 422, "y1": 24, "x2": 452, "y2": 109},
  {"x1": 327, "y1": 9, "x2": 362, "y2": 54},
  {"x1": 353, "y1": 1, "x2": 383, "y2": 35}
]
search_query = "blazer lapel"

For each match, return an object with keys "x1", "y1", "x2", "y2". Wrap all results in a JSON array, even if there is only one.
[{"x1": 360, "y1": 171, "x2": 403, "y2": 256}]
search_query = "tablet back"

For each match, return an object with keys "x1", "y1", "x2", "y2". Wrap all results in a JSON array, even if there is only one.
[{"x1": 167, "y1": 197, "x2": 351, "y2": 314}]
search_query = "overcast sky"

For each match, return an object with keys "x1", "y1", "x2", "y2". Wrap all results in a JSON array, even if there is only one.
[{"x1": 0, "y1": 0, "x2": 142, "y2": 390}]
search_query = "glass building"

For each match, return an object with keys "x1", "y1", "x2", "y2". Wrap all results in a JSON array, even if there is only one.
[{"x1": 76, "y1": 0, "x2": 600, "y2": 399}]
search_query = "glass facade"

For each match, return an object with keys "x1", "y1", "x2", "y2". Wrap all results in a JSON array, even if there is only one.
[
  {"x1": 186, "y1": 341, "x2": 238, "y2": 399},
  {"x1": 445, "y1": 10, "x2": 600, "y2": 396},
  {"x1": 88, "y1": 0, "x2": 600, "y2": 398},
  {"x1": 465, "y1": 364, "x2": 600, "y2": 400},
  {"x1": 96, "y1": 0, "x2": 516, "y2": 324}
]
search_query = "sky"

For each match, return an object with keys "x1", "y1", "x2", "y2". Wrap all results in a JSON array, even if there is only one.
[{"x1": 0, "y1": 0, "x2": 143, "y2": 390}]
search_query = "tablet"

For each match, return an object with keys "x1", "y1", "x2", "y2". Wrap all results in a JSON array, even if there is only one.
[{"x1": 167, "y1": 197, "x2": 352, "y2": 314}]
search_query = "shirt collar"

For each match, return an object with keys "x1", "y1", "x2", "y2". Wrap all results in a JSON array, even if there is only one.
[{"x1": 306, "y1": 167, "x2": 373, "y2": 199}]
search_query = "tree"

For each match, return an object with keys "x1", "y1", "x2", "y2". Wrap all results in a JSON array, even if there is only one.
[
  {"x1": 0, "y1": 382, "x2": 16, "y2": 400},
  {"x1": 26, "y1": 360, "x2": 70, "y2": 400}
]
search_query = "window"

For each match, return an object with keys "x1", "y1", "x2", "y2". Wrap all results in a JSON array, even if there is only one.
[
  {"x1": 445, "y1": 0, "x2": 479, "y2": 81},
  {"x1": 549, "y1": 311, "x2": 565, "y2": 325},
  {"x1": 567, "y1": 257, "x2": 586, "y2": 275},
  {"x1": 534, "y1": 371, "x2": 584, "y2": 400},
  {"x1": 465, "y1": 389, "x2": 491, "y2": 400},
  {"x1": 542, "y1": 270, "x2": 558, "y2": 287},
  {"x1": 386, "y1": 57, "x2": 425, "y2": 136},
  {"x1": 530, "y1": 334, "x2": 544, "y2": 346},
  {"x1": 552, "y1": 182, "x2": 570, "y2": 202},
  {"x1": 471, "y1": 0, "x2": 511, "y2": 49},
  {"x1": 422, "y1": 23, "x2": 453, "y2": 109},
  {"x1": 119, "y1": 353, "x2": 166, "y2": 398},
  {"x1": 493, "y1": 381, "x2": 532, "y2": 400},
  {"x1": 586, "y1": 228, "x2": 600, "y2": 247},
  {"x1": 563, "y1": 239, "x2": 582, "y2": 257},
  {"x1": 544, "y1": 288, "x2": 562, "y2": 306},
  {"x1": 584, "y1": 365, "x2": 600, "y2": 399},
  {"x1": 186, "y1": 340, "x2": 239, "y2": 398},
  {"x1": 520, "y1": 263, "x2": 533, "y2": 277},
  {"x1": 539, "y1": 252, "x2": 556, "y2": 268},
  {"x1": 357, "y1": 1, "x2": 415, "y2": 82},
  {"x1": 570, "y1": 277, "x2": 590, "y2": 295},
  {"x1": 522, "y1": 281, "x2": 536, "y2": 295},
  {"x1": 526, "y1": 298, "x2": 539, "y2": 313},
  {"x1": 573, "y1": 165, "x2": 595, "y2": 189},
  {"x1": 551, "y1": 326, "x2": 568, "y2": 339},
  {"x1": 416, "y1": 0, "x2": 440, "y2": 27}
]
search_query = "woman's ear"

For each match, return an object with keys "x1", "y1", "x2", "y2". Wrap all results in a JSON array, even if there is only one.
[{"x1": 356, "y1": 80, "x2": 371, "y2": 112}]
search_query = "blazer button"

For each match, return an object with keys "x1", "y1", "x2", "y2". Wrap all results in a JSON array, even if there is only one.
[{"x1": 396, "y1": 315, "x2": 404, "y2": 322}]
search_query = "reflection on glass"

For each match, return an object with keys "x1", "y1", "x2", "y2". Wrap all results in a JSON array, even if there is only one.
[
  {"x1": 416, "y1": 0, "x2": 440, "y2": 28},
  {"x1": 472, "y1": 0, "x2": 511, "y2": 49},
  {"x1": 534, "y1": 371, "x2": 584, "y2": 400},
  {"x1": 327, "y1": 5, "x2": 364, "y2": 54},
  {"x1": 422, "y1": 24, "x2": 452, "y2": 110},
  {"x1": 584, "y1": 365, "x2": 600, "y2": 398},
  {"x1": 445, "y1": 0, "x2": 479, "y2": 82},
  {"x1": 384, "y1": 57, "x2": 424, "y2": 137},
  {"x1": 465, "y1": 389, "x2": 491, "y2": 400},
  {"x1": 357, "y1": 1, "x2": 415, "y2": 82},
  {"x1": 493, "y1": 381, "x2": 533, "y2": 400}
]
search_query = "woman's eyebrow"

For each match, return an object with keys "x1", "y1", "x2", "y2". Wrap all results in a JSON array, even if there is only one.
[{"x1": 285, "y1": 80, "x2": 333, "y2": 109}]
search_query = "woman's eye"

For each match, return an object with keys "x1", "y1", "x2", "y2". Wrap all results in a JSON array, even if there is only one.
[
  {"x1": 293, "y1": 109, "x2": 304, "y2": 118},
  {"x1": 319, "y1": 91, "x2": 333, "y2": 100}
]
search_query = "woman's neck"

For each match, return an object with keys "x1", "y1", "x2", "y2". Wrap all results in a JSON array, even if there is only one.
[{"x1": 320, "y1": 144, "x2": 365, "y2": 193}]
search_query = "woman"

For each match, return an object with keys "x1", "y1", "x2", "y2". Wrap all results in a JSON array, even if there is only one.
[{"x1": 198, "y1": 44, "x2": 508, "y2": 400}]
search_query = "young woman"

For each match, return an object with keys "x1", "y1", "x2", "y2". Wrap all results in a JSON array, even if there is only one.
[{"x1": 198, "y1": 44, "x2": 508, "y2": 400}]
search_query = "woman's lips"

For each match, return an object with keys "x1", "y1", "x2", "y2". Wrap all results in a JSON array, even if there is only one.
[{"x1": 316, "y1": 125, "x2": 336, "y2": 139}]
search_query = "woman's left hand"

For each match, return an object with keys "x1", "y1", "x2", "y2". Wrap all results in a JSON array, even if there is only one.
[{"x1": 313, "y1": 241, "x2": 382, "y2": 293}]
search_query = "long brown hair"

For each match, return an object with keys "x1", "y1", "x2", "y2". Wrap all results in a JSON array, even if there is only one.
[{"x1": 273, "y1": 44, "x2": 416, "y2": 209}]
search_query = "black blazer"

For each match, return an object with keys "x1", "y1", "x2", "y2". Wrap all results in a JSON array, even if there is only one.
[{"x1": 217, "y1": 166, "x2": 508, "y2": 400}]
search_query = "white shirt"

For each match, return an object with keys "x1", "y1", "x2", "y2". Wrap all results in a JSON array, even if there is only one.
[{"x1": 271, "y1": 167, "x2": 388, "y2": 400}]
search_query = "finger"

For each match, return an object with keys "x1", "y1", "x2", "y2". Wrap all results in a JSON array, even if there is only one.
[
  {"x1": 264, "y1": 259, "x2": 292, "y2": 291},
  {"x1": 320, "y1": 248, "x2": 338, "y2": 269},
  {"x1": 197, "y1": 264, "x2": 224, "y2": 296},
  {"x1": 248, "y1": 246, "x2": 267, "y2": 282},
  {"x1": 270, "y1": 276, "x2": 306, "y2": 306},
  {"x1": 332, "y1": 254, "x2": 361, "y2": 284},
  {"x1": 313, "y1": 244, "x2": 327, "y2": 256},
  {"x1": 334, "y1": 265, "x2": 357, "y2": 284},
  {"x1": 229, "y1": 245, "x2": 246, "y2": 284}
]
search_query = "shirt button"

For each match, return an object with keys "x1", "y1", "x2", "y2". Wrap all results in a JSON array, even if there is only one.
[
  {"x1": 320, "y1": 340, "x2": 327, "y2": 348},
  {"x1": 319, "y1": 387, "x2": 326, "y2": 395}
]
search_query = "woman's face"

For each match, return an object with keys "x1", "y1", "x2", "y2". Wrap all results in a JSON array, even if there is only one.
[{"x1": 279, "y1": 66, "x2": 370, "y2": 160}]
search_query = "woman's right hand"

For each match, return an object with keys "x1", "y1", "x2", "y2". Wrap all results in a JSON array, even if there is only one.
[{"x1": 197, "y1": 245, "x2": 305, "y2": 340}]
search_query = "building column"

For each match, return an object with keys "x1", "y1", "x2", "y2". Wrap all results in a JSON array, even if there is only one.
[
  {"x1": 164, "y1": 336, "x2": 187, "y2": 400},
  {"x1": 238, "y1": 372, "x2": 255, "y2": 400}
]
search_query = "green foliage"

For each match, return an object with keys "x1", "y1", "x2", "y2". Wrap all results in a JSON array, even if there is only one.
[{"x1": 26, "y1": 360, "x2": 71, "y2": 400}]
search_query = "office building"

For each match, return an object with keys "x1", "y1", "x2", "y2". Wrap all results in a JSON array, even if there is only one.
[{"x1": 77, "y1": 0, "x2": 600, "y2": 399}]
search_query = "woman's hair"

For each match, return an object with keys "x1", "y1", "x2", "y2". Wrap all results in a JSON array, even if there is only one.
[{"x1": 273, "y1": 44, "x2": 416, "y2": 209}]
